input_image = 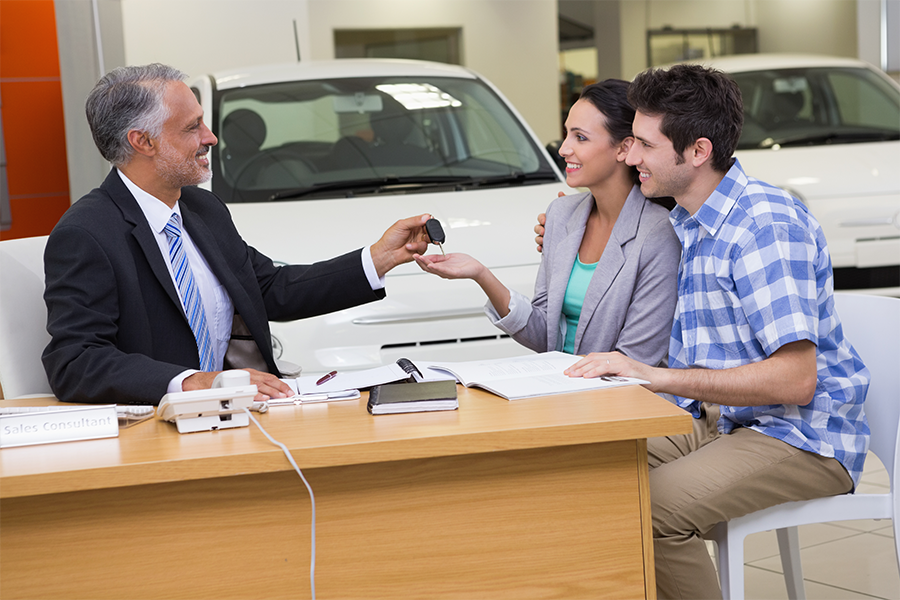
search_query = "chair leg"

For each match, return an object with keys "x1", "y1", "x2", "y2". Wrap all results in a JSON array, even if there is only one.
[
  {"x1": 711, "y1": 521, "x2": 746, "y2": 600},
  {"x1": 893, "y1": 518, "x2": 900, "y2": 582},
  {"x1": 776, "y1": 527, "x2": 806, "y2": 600}
]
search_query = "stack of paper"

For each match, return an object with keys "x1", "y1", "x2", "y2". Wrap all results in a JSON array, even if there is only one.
[{"x1": 279, "y1": 362, "x2": 411, "y2": 404}]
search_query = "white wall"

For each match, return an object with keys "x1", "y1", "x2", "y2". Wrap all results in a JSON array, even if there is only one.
[
  {"x1": 620, "y1": 0, "x2": 752, "y2": 78},
  {"x1": 754, "y1": 0, "x2": 857, "y2": 57},
  {"x1": 858, "y1": 0, "x2": 884, "y2": 66},
  {"x1": 117, "y1": 0, "x2": 559, "y2": 144},
  {"x1": 619, "y1": 0, "x2": 858, "y2": 79},
  {"x1": 56, "y1": 0, "x2": 127, "y2": 203},
  {"x1": 305, "y1": 0, "x2": 560, "y2": 143},
  {"x1": 561, "y1": 48, "x2": 600, "y2": 80},
  {"x1": 642, "y1": 0, "x2": 753, "y2": 29},
  {"x1": 120, "y1": 0, "x2": 312, "y2": 77},
  {"x1": 857, "y1": 0, "x2": 900, "y2": 76}
]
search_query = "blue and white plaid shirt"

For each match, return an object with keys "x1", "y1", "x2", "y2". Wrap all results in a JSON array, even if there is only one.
[{"x1": 667, "y1": 159, "x2": 870, "y2": 488}]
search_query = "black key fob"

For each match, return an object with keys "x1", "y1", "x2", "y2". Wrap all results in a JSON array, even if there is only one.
[{"x1": 425, "y1": 218, "x2": 445, "y2": 244}]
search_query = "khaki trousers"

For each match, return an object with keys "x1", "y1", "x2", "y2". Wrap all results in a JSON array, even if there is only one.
[{"x1": 648, "y1": 403, "x2": 853, "y2": 600}]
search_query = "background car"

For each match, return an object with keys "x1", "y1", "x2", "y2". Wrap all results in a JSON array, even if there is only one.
[
  {"x1": 705, "y1": 54, "x2": 900, "y2": 295},
  {"x1": 190, "y1": 59, "x2": 572, "y2": 375}
]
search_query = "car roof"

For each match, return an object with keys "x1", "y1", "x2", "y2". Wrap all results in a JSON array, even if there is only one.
[
  {"x1": 695, "y1": 53, "x2": 876, "y2": 73},
  {"x1": 201, "y1": 59, "x2": 479, "y2": 90}
]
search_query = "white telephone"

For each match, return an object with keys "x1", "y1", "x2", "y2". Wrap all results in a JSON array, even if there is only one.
[{"x1": 157, "y1": 370, "x2": 258, "y2": 434}]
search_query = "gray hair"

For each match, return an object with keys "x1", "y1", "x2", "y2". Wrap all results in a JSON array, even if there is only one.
[{"x1": 85, "y1": 63, "x2": 187, "y2": 167}]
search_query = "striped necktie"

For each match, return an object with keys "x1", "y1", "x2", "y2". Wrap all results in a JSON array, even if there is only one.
[{"x1": 163, "y1": 214, "x2": 216, "y2": 372}]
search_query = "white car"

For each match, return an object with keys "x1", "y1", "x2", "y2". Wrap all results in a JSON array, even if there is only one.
[
  {"x1": 703, "y1": 54, "x2": 900, "y2": 295},
  {"x1": 190, "y1": 60, "x2": 571, "y2": 375}
]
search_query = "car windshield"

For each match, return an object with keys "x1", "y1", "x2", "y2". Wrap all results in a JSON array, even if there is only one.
[
  {"x1": 211, "y1": 75, "x2": 556, "y2": 202},
  {"x1": 733, "y1": 66, "x2": 900, "y2": 150}
]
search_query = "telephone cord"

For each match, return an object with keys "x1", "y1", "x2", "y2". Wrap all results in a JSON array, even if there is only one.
[{"x1": 244, "y1": 408, "x2": 316, "y2": 600}]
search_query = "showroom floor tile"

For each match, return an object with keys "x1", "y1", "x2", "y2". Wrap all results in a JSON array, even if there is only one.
[{"x1": 708, "y1": 452, "x2": 898, "y2": 599}]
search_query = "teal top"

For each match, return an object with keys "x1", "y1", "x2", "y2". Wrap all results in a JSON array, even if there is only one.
[{"x1": 561, "y1": 255, "x2": 598, "y2": 354}]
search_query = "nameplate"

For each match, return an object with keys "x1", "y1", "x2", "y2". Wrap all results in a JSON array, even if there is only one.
[{"x1": 0, "y1": 405, "x2": 119, "y2": 448}]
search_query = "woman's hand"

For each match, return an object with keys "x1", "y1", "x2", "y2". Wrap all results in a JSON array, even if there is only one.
[
  {"x1": 413, "y1": 252, "x2": 487, "y2": 281},
  {"x1": 414, "y1": 252, "x2": 512, "y2": 317}
]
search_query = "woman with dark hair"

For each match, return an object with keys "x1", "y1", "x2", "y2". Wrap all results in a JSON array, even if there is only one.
[{"x1": 415, "y1": 79, "x2": 680, "y2": 366}]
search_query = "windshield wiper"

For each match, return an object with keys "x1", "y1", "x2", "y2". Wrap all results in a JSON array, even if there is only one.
[
  {"x1": 269, "y1": 171, "x2": 559, "y2": 201},
  {"x1": 270, "y1": 176, "x2": 471, "y2": 201},
  {"x1": 450, "y1": 171, "x2": 559, "y2": 188},
  {"x1": 758, "y1": 129, "x2": 900, "y2": 148}
]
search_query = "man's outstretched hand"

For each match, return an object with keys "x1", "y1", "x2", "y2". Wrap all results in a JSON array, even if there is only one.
[{"x1": 371, "y1": 214, "x2": 432, "y2": 277}]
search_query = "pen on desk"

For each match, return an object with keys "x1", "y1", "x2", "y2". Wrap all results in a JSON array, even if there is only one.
[{"x1": 316, "y1": 370, "x2": 338, "y2": 386}]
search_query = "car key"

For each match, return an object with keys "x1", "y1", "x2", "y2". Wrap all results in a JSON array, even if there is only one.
[{"x1": 425, "y1": 218, "x2": 446, "y2": 255}]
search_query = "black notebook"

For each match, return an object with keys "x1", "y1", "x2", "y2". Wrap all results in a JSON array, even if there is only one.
[{"x1": 367, "y1": 380, "x2": 459, "y2": 415}]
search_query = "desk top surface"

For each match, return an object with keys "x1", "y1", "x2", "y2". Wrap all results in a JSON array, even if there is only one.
[{"x1": 0, "y1": 385, "x2": 691, "y2": 499}]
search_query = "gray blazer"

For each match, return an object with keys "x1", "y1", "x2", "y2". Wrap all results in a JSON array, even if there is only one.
[{"x1": 487, "y1": 186, "x2": 681, "y2": 367}]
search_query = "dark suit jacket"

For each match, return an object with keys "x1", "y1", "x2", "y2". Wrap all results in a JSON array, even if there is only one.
[{"x1": 42, "y1": 169, "x2": 384, "y2": 404}]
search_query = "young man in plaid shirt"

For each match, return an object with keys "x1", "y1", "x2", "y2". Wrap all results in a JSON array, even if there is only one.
[{"x1": 565, "y1": 64, "x2": 870, "y2": 599}]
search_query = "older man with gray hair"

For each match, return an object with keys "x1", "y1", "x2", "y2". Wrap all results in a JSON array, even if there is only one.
[{"x1": 43, "y1": 63, "x2": 431, "y2": 405}]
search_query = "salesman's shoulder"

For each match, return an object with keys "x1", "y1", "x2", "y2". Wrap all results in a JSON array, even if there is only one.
[{"x1": 52, "y1": 175, "x2": 125, "y2": 232}]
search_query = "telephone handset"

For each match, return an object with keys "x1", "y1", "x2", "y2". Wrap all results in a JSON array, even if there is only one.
[
  {"x1": 158, "y1": 370, "x2": 258, "y2": 434},
  {"x1": 212, "y1": 369, "x2": 250, "y2": 389}
]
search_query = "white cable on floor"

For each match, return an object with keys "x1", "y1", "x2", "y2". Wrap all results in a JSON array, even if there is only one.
[{"x1": 244, "y1": 408, "x2": 316, "y2": 600}]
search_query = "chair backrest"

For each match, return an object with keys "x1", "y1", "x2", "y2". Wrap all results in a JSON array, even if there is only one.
[
  {"x1": 833, "y1": 292, "x2": 900, "y2": 491},
  {"x1": 0, "y1": 235, "x2": 52, "y2": 398}
]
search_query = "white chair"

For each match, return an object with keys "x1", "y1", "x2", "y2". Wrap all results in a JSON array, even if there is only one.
[
  {"x1": 0, "y1": 235, "x2": 52, "y2": 398},
  {"x1": 706, "y1": 292, "x2": 900, "y2": 599}
]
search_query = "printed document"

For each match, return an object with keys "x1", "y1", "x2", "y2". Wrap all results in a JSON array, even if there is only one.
[{"x1": 285, "y1": 362, "x2": 410, "y2": 396}]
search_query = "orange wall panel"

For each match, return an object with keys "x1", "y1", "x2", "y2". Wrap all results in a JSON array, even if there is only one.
[
  {"x1": 0, "y1": 0, "x2": 61, "y2": 78},
  {"x1": 7, "y1": 195, "x2": 70, "y2": 239},
  {"x1": 1, "y1": 0, "x2": 70, "y2": 240},
  {"x1": 2, "y1": 80, "x2": 70, "y2": 197}
]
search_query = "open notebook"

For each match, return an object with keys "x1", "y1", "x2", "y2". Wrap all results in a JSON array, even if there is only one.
[
  {"x1": 278, "y1": 352, "x2": 645, "y2": 403},
  {"x1": 417, "y1": 351, "x2": 648, "y2": 400}
]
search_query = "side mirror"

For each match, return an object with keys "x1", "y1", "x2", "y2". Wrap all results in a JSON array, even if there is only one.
[{"x1": 545, "y1": 141, "x2": 566, "y2": 173}]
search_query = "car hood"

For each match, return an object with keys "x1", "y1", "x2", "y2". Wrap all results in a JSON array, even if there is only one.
[
  {"x1": 226, "y1": 182, "x2": 569, "y2": 278},
  {"x1": 735, "y1": 141, "x2": 900, "y2": 200},
  {"x1": 735, "y1": 141, "x2": 900, "y2": 272}
]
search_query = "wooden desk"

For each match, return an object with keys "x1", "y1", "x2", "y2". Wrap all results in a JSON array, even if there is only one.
[{"x1": 1, "y1": 386, "x2": 690, "y2": 599}]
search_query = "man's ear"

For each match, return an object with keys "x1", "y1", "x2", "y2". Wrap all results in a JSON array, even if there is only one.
[
  {"x1": 617, "y1": 137, "x2": 634, "y2": 161},
  {"x1": 127, "y1": 129, "x2": 157, "y2": 157},
  {"x1": 690, "y1": 137, "x2": 714, "y2": 168}
]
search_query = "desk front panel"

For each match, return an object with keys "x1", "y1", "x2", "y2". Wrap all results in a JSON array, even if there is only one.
[
  {"x1": 1, "y1": 440, "x2": 648, "y2": 599},
  {"x1": 0, "y1": 387, "x2": 691, "y2": 499}
]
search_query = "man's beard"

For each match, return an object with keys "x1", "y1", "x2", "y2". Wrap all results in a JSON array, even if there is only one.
[{"x1": 156, "y1": 142, "x2": 212, "y2": 189}]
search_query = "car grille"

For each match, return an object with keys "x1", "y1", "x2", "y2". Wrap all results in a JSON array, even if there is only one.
[{"x1": 833, "y1": 265, "x2": 900, "y2": 289}]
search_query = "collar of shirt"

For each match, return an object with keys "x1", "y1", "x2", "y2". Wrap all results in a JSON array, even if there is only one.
[
  {"x1": 670, "y1": 159, "x2": 747, "y2": 240},
  {"x1": 116, "y1": 169, "x2": 184, "y2": 235}
]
